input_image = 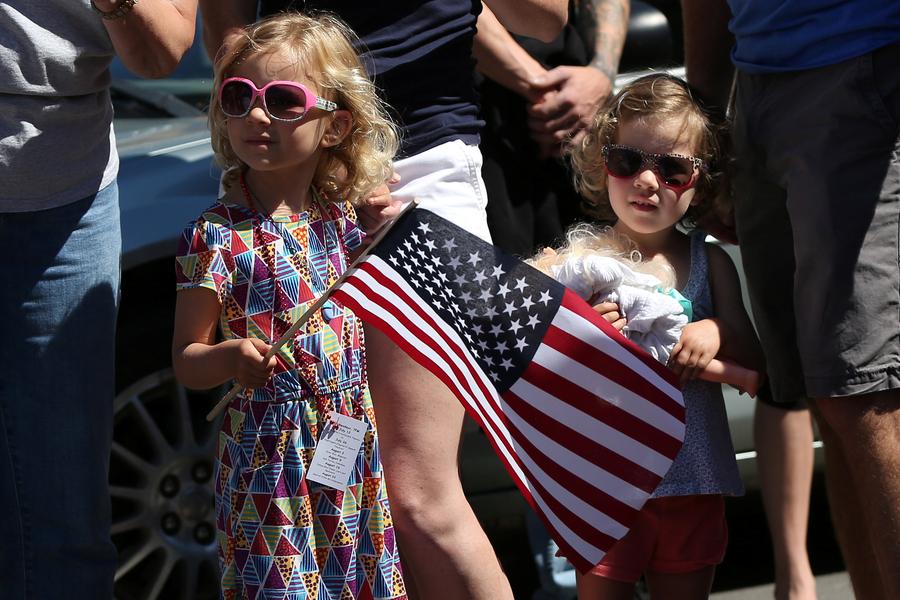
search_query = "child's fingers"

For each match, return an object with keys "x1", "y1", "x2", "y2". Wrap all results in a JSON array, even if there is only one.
[
  {"x1": 387, "y1": 171, "x2": 401, "y2": 185},
  {"x1": 246, "y1": 337, "x2": 272, "y2": 357}
]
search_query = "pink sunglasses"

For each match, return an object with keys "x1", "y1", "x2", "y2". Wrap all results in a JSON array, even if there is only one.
[{"x1": 219, "y1": 77, "x2": 337, "y2": 122}]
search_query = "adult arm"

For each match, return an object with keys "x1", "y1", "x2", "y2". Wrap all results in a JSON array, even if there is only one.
[
  {"x1": 483, "y1": 0, "x2": 568, "y2": 42},
  {"x1": 527, "y1": 0, "x2": 630, "y2": 156},
  {"x1": 472, "y1": 5, "x2": 549, "y2": 101},
  {"x1": 198, "y1": 0, "x2": 257, "y2": 61},
  {"x1": 92, "y1": 0, "x2": 198, "y2": 79},
  {"x1": 681, "y1": 0, "x2": 734, "y2": 111}
]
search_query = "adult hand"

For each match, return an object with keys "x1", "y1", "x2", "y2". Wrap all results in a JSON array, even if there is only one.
[
  {"x1": 697, "y1": 194, "x2": 739, "y2": 245},
  {"x1": 668, "y1": 319, "x2": 722, "y2": 382},
  {"x1": 357, "y1": 173, "x2": 404, "y2": 238},
  {"x1": 527, "y1": 65, "x2": 614, "y2": 158}
]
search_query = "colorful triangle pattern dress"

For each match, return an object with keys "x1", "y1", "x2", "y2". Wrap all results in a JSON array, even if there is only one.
[{"x1": 175, "y1": 198, "x2": 407, "y2": 600}]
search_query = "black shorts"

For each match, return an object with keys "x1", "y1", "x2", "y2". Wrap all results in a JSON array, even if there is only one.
[{"x1": 732, "y1": 43, "x2": 900, "y2": 407}]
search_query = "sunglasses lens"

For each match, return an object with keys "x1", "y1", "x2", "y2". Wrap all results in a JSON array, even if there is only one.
[
  {"x1": 264, "y1": 85, "x2": 307, "y2": 120},
  {"x1": 605, "y1": 147, "x2": 644, "y2": 178},
  {"x1": 655, "y1": 155, "x2": 696, "y2": 187},
  {"x1": 220, "y1": 81, "x2": 253, "y2": 117}
]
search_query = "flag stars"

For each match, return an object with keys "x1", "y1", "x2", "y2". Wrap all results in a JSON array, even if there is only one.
[
  {"x1": 509, "y1": 319, "x2": 523, "y2": 335},
  {"x1": 496, "y1": 282, "x2": 510, "y2": 298},
  {"x1": 468, "y1": 252, "x2": 482, "y2": 267},
  {"x1": 473, "y1": 270, "x2": 488, "y2": 285},
  {"x1": 499, "y1": 357, "x2": 514, "y2": 370},
  {"x1": 424, "y1": 238, "x2": 437, "y2": 251},
  {"x1": 521, "y1": 295, "x2": 535, "y2": 311},
  {"x1": 538, "y1": 290, "x2": 553, "y2": 305},
  {"x1": 491, "y1": 265, "x2": 505, "y2": 278},
  {"x1": 417, "y1": 222, "x2": 432, "y2": 235},
  {"x1": 514, "y1": 277, "x2": 529, "y2": 292},
  {"x1": 527, "y1": 314, "x2": 541, "y2": 329},
  {"x1": 447, "y1": 255, "x2": 462, "y2": 269},
  {"x1": 443, "y1": 237, "x2": 457, "y2": 252},
  {"x1": 514, "y1": 336, "x2": 529, "y2": 352}
]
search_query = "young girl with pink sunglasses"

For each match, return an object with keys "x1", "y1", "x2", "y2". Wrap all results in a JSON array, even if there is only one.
[{"x1": 172, "y1": 13, "x2": 406, "y2": 599}]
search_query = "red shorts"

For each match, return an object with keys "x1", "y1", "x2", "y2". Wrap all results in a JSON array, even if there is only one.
[{"x1": 589, "y1": 495, "x2": 728, "y2": 583}]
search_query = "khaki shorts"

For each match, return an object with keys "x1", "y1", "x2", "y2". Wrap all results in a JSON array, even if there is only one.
[{"x1": 732, "y1": 42, "x2": 900, "y2": 406}]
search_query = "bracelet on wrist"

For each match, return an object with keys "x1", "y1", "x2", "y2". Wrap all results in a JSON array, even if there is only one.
[{"x1": 91, "y1": 0, "x2": 138, "y2": 21}]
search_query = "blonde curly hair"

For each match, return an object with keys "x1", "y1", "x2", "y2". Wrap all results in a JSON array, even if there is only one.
[
  {"x1": 527, "y1": 222, "x2": 677, "y2": 290},
  {"x1": 209, "y1": 12, "x2": 399, "y2": 203},
  {"x1": 568, "y1": 73, "x2": 726, "y2": 226}
]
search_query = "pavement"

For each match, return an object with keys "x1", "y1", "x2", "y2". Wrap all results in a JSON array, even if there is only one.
[{"x1": 711, "y1": 572, "x2": 853, "y2": 599}]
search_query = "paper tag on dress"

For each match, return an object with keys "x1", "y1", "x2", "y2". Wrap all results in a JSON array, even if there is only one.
[{"x1": 306, "y1": 411, "x2": 367, "y2": 490}]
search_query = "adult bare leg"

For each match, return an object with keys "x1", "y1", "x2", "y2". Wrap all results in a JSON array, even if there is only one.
[
  {"x1": 365, "y1": 326, "x2": 514, "y2": 600},
  {"x1": 753, "y1": 402, "x2": 816, "y2": 600},
  {"x1": 812, "y1": 390, "x2": 900, "y2": 599}
]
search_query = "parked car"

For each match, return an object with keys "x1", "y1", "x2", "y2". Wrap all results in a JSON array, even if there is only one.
[{"x1": 107, "y1": 6, "x2": 822, "y2": 599}]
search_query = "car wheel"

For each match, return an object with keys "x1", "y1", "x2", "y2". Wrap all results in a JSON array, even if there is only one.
[{"x1": 110, "y1": 366, "x2": 224, "y2": 600}]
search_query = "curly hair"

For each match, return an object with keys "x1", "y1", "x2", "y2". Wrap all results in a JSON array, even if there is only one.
[
  {"x1": 209, "y1": 12, "x2": 399, "y2": 203},
  {"x1": 567, "y1": 73, "x2": 727, "y2": 227},
  {"x1": 527, "y1": 222, "x2": 677, "y2": 290}
]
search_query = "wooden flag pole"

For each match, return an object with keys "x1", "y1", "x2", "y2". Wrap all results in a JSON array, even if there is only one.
[{"x1": 205, "y1": 200, "x2": 419, "y2": 421}]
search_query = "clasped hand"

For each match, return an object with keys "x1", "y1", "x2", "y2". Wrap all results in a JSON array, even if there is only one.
[
  {"x1": 356, "y1": 172, "x2": 405, "y2": 238},
  {"x1": 526, "y1": 65, "x2": 613, "y2": 158}
]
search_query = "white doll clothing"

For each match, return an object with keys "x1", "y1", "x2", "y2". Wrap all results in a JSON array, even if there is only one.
[{"x1": 550, "y1": 255, "x2": 688, "y2": 362}]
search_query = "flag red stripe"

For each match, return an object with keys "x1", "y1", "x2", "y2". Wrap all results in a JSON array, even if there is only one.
[
  {"x1": 541, "y1": 324, "x2": 685, "y2": 422},
  {"x1": 501, "y1": 389, "x2": 643, "y2": 525},
  {"x1": 501, "y1": 385, "x2": 662, "y2": 493},
  {"x1": 521, "y1": 361, "x2": 684, "y2": 460},
  {"x1": 560, "y1": 290, "x2": 680, "y2": 386}
]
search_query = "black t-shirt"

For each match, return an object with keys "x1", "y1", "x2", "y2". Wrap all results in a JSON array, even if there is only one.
[{"x1": 260, "y1": 0, "x2": 483, "y2": 157}]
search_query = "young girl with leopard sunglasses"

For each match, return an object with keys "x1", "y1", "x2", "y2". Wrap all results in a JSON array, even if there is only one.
[{"x1": 568, "y1": 73, "x2": 765, "y2": 600}]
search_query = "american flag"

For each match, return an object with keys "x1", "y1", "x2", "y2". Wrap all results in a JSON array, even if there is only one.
[{"x1": 331, "y1": 208, "x2": 685, "y2": 573}]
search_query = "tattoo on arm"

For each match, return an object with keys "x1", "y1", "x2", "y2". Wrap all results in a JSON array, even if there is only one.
[{"x1": 588, "y1": 0, "x2": 630, "y2": 80}]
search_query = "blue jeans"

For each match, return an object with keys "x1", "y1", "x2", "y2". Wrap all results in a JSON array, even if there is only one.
[{"x1": 0, "y1": 183, "x2": 121, "y2": 598}]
